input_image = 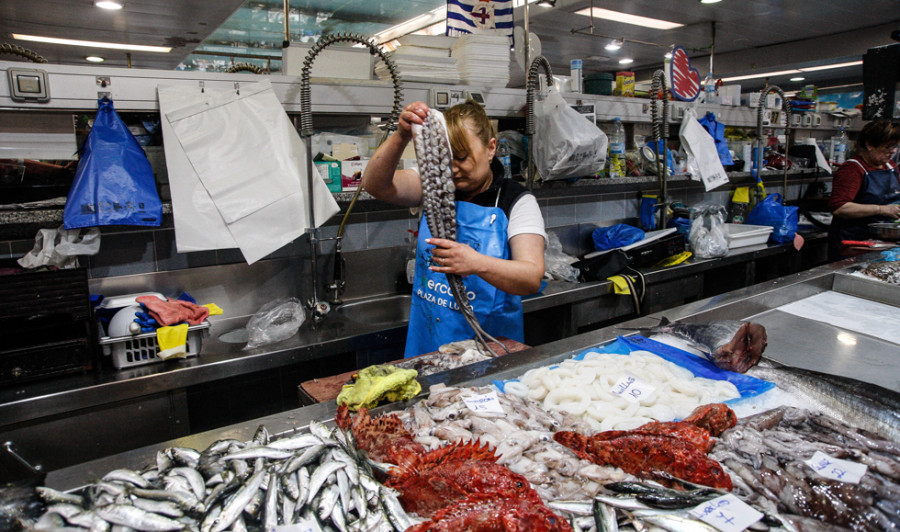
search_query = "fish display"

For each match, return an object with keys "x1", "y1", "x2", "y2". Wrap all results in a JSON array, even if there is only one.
[
  {"x1": 644, "y1": 317, "x2": 768, "y2": 373},
  {"x1": 553, "y1": 404, "x2": 736, "y2": 490},
  {"x1": 748, "y1": 360, "x2": 900, "y2": 442},
  {"x1": 337, "y1": 402, "x2": 573, "y2": 530},
  {"x1": 862, "y1": 260, "x2": 900, "y2": 284},
  {"x1": 393, "y1": 340, "x2": 493, "y2": 377},
  {"x1": 505, "y1": 349, "x2": 741, "y2": 431},
  {"x1": 711, "y1": 405, "x2": 900, "y2": 531},
  {"x1": 393, "y1": 383, "x2": 630, "y2": 502},
  {"x1": 21, "y1": 422, "x2": 416, "y2": 532}
]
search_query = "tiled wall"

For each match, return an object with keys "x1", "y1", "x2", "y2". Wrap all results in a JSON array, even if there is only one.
[{"x1": 0, "y1": 181, "x2": 809, "y2": 281}]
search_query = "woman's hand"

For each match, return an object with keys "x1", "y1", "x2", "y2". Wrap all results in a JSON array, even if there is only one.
[
  {"x1": 427, "y1": 238, "x2": 484, "y2": 276},
  {"x1": 398, "y1": 102, "x2": 430, "y2": 141},
  {"x1": 879, "y1": 204, "x2": 900, "y2": 219}
]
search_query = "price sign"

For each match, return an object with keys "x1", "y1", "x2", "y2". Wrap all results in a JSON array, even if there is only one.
[
  {"x1": 610, "y1": 373, "x2": 656, "y2": 403},
  {"x1": 805, "y1": 451, "x2": 867, "y2": 483},
  {"x1": 462, "y1": 391, "x2": 505, "y2": 414},
  {"x1": 689, "y1": 494, "x2": 763, "y2": 532},
  {"x1": 274, "y1": 519, "x2": 322, "y2": 532}
]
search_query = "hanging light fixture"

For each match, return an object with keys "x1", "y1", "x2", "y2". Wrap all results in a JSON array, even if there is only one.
[
  {"x1": 604, "y1": 38, "x2": 624, "y2": 51},
  {"x1": 536, "y1": 0, "x2": 556, "y2": 7}
]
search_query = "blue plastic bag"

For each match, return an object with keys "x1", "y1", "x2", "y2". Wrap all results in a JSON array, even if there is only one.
[
  {"x1": 63, "y1": 98, "x2": 162, "y2": 229},
  {"x1": 593, "y1": 223, "x2": 644, "y2": 251},
  {"x1": 697, "y1": 112, "x2": 734, "y2": 166},
  {"x1": 745, "y1": 193, "x2": 798, "y2": 244}
]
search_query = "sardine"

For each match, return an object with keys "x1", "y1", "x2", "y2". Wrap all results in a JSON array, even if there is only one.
[
  {"x1": 748, "y1": 360, "x2": 900, "y2": 442},
  {"x1": 641, "y1": 317, "x2": 768, "y2": 373},
  {"x1": 131, "y1": 498, "x2": 184, "y2": 519},
  {"x1": 95, "y1": 504, "x2": 184, "y2": 532},
  {"x1": 168, "y1": 467, "x2": 206, "y2": 501},
  {"x1": 103, "y1": 469, "x2": 150, "y2": 488},
  {"x1": 636, "y1": 511, "x2": 719, "y2": 532},
  {"x1": 267, "y1": 433, "x2": 323, "y2": 451},
  {"x1": 221, "y1": 446, "x2": 294, "y2": 462},
  {"x1": 262, "y1": 468, "x2": 279, "y2": 532},
  {"x1": 307, "y1": 461, "x2": 346, "y2": 506},
  {"x1": 210, "y1": 468, "x2": 264, "y2": 532},
  {"x1": 593, "y1": 499, "x2": 618, "y2": 532},
  {"x1": 35, "y1": 486, "x2": 84, "y2": 506}
]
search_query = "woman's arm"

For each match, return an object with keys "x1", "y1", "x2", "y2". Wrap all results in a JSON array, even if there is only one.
[
  {"x1": 361, "y1": 102, "x2": 429, "y2": 207},
  {"x1": 834, "y1": 202, "x2": 900, "y2": 219},
  {"x1": 427, "y1": 233, "x2": 546, "y2": 296}
]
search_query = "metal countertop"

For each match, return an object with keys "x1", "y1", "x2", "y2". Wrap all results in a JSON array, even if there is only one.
[
  {"x1": 45, "y1": 250, "x2": 900, "y2": 492},
  {"x1": 0, "y1": 238, "x2": 803, "y2": 428}
]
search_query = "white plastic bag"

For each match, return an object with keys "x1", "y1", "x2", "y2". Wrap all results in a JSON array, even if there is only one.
[
  {"x1": 544, "y1": 232, "x2": 580, "y2": 283},
  {"x1": 17, "y1": 225, "x2": 100, "y2": 269},
  {"x1": 533, "y1": 87, "x2": 607, "y2": 180},
  {"x1": 689, "y1": 203, "x2": 729, "y2": 258},
  {"x1": 244, "y1": 298, "x2": 306, "y2": 350},
  {"x1": 679, "y1": 108, "x2": 729, "y2": 191}
]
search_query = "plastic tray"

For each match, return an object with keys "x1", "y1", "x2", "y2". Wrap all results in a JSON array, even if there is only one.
[
  {"x1": 724, "y1": 223, "x2": 773, "y2": 249},
  {"x1": 99, "y1": 322, "x2": 209, "y2": 369}
]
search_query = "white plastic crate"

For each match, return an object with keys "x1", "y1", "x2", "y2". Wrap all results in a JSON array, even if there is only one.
[
  {"x1": 724, "y1": 223, "x2": 773, "y2": 249},
  {"x1": 99, "y1": 323, "x2": 209, "y2": 369}
]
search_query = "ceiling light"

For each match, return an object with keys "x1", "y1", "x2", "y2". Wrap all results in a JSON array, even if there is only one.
[
  {"x1": 700, "y1": 0, "x2": 722, "y2": 3},
  {"x1": 95, "y1": 1, "x2": 123, "y2": 9},
  {"x1": 13, "y1": 34, "x2": 171, "y2": 53},
  {"x1": 372, "y1": 6, "x2": 446, "y2": 44},
  {"x1": 573, "y1": 8, "x2": 684, "y2": 30},
  {"x1": 799, "y1": 60, "x2": 862, "y2": 72},
  {"x1": 605, "y1": 39, "x2": 623, "y2": 51},
  {"x1": 790, "y1": 76, "x2": 805, "y2": 81},
  {"x1": 664, "y1": 51, "x2": 673, "y2": 59},
  {"x1": 85, "y1": 56, "x2": 105, "y2": 63},
  {"x1": 536, "y1": 0, "x2": 556, "y2": 7},
  {"x1": 721, "y1": 69, "x2": 802, "y2": 82},
  {"x1": 619, "y1": 58, "x2": 634, "y2": 65}
]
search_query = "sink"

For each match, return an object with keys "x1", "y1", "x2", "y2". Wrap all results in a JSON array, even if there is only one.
[{"x1": 338, "y1": 294, "x2": 412, "y2": 326}]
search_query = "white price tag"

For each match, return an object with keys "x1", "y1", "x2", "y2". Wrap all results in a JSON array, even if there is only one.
[
  {"x1": 805, "y1": 450, "x2": 867, "y2": 483},
  {"x1": 462, "y1": 391, "x2": 505, "y2": 414},
  {"x1": 610, "y1": 373, "x2": 656, "y2": 403},
  {"x1": 274, "y1": 519, "x2": 322, "y2": 532},
  {"x1": 689, "y1": 494, "x2": 763, "y2": 532}
]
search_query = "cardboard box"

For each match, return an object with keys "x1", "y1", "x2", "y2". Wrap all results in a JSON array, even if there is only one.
[
  {"x1": 341, "y1": 160, "x2": 368, "y2": 191},
  {"x1": 718, "y1": 84, "x2": 741, "y2": 106},
  {"x1": 741, "y1": 93, "x2": 782, "y2": 109},
  {"x1": 282, "y1": 44, "x2": 373, "y2": 80},
  {"x1": 315, "y1": 161, "x2": 342, "y2": 193}
]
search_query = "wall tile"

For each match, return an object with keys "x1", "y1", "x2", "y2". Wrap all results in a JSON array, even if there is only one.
[
  {"x1": 216, "y1": 248, "x2": 245, "y2": 265},
  {"x1": 367, "y1": 217, "x2": 410, "y2": 249},
  {"x1": 0, "y1": 242, "x2": 12, "y2": 260},
  {"x1": 575, "y1": 195, "x2": 606, "y2": 224},
  {"x1": 88, "y1": 232, "x2": 156, "y2": 278},
  {"x1": 545, "y1": 198, "x2": 577, "y2": 228},
  {"x1": 154, "y1": 230, "x2": 217, "y2": 271},
  {"x1": 10, "y1": 240, "x2": 33, "y2": 257}
]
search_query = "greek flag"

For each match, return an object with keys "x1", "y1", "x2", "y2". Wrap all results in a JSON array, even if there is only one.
[{"x1": 446, "y1": 0, "x2": 514, "y2": 42}]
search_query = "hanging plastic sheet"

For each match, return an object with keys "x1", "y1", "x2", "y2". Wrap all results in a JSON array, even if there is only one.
[
  {"x1": 679, "y1": 108, "x2": 729, "y2": 192},
  {"x1": 63, "y1": 97, "x2": 162, "y2": 229},
  {"x1": 159, "y1": 80, "x2": 339, "y2": 263}
]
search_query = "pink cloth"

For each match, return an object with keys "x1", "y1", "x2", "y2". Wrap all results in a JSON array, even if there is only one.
[{"x1": 136, "y1": 295, "x2": 210, "y2": 326}]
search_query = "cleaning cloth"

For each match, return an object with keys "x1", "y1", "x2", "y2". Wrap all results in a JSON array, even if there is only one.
[
  {"x1": 156, "y1": 324, "x2": 189, "y2": 360},
  {"x1": 607, "y1": 275, "x2": 634, "y2": 295},
  {"x1": 336, "y1": 365, "x2": 421, "y2": 411},
  {"x1": 136, "y1": 295, "x2": 210, "y2": 326}
]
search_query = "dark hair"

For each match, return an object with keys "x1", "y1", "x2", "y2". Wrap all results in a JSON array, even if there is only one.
[
  {"x1": 444, "y1": 99, "x2": 496, "y2": 158},
  {"x1": 855, "y1": 119, "x2": 900, "y2": 153}
]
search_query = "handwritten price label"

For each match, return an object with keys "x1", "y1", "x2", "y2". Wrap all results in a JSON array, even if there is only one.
[
  {"x1": 689, "y1": 494, "x2": 763, "y2": 532},
  {"x1": 274, "y1": 519, "x2": 322, "y2": 532},
  {"x1": 463, "y1": 391, "x2": 505, "y2": 414},
  {"x1": 610, "y1": 373, "x2": 656, "y2": 403},
  {"x1": 805, "y1": 451, "x2": 867, "y2": 483}
]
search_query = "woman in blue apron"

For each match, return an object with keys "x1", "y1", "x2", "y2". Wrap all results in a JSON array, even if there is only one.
[
  {"x1": 828, "y1": 120, "x2": 900, "y2": 261},
  {"x1": 363, "y1": 100, "x2": 547, "y2": 357}
]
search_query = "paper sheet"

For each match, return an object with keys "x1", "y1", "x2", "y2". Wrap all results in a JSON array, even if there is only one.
[{"x1": 776, "y1": 291, "x2": 900, "y2": 345}]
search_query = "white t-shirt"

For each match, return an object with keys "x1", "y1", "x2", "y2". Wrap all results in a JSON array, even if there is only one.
[{"x1": 508, "y1": 193, "x2": 547, "y2": 246}]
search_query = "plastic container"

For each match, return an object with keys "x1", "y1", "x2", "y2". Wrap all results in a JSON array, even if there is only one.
[
  {"x1": 724, "y1": 223, "x2": 774, "y2": 249},
  {"x1": 615, "y1": 71, "x2": 635, "y2": 97},
  {"x1": 99, "y1": 324, "x2": 209, "y2": 369},
  {"x1": 831, "y1": 127, "x2": 847, "y2": 165},
  {"x1": 585, "y1": 72, "x2": 614, "y2": 95},
  {"x1": 608, "y1": 118, "x2": 626, "y2": 178},
  {"x1": 570, "y1": 59, "x2": 583, "y2": 93}
]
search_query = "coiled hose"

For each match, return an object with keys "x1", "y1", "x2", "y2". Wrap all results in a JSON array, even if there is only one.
[
  {"x1": 225, "y1": 63, "x2": 264, "y2": 74},
  {"x1": 412, "y1": 111, "x2": 508, "y2": 357},
  {"x1": 0, "y1": 43, "x2": 48, "y2": 63},
  {"x1": 525, "y1": 55, "x2": 553, "y2": 190},
  {"x1": 649, "y1": 69, "x2": 669, "y2": 227}
]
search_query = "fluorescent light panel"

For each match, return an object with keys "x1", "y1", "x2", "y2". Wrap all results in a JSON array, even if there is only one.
[
  {"x1": 573, "y1": 8, "x2": 684, "y2": 30},
  {"x1": 13, "y1": 34, "x2": 171, "y2": 53},
  {"x1": 799, "y1": 60, "x2": 862, "y2": 72},
  {"x1": 721, "y1": 60, "x2": 862, "y2": 82}
]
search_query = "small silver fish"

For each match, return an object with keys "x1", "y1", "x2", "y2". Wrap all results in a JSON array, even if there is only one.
[{"x1": 95, "y1": 504, "x2": 184, "y2": 532}]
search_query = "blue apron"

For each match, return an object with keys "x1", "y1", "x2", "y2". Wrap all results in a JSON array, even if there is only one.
[
  {"x1": 404, "y1": 198, "x2": 524, "y2": 358},
  {"x1": 829, "y1": 159, "x2": 900, "y2": 259}
]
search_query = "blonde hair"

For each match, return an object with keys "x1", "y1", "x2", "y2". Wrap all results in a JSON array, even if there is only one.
[{"x1": 444, "y1": 99, "x2": 496, "y2": 157}]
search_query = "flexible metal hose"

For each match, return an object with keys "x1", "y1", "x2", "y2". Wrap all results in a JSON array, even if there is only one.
[
  {"x1": 0, "y1": 43, "x2": 48, "y2": 63},
  {"x1": 650, "y1": 69, "x2": 669, "y2": 227},
  {"x1": 525, "y1": 55, "x2": 553, "y2": 190},
  {"x1": 299, "y1": 32, "x2": 403, "y2": 138},
  {"x1": 225, "y1": 63, "x2": 263, "y2": 74},
  {"x1": 755, "y1": 85, "x2": 792, "y2": 195}
]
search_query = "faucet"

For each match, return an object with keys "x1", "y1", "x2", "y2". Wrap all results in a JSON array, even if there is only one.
[
  {"x1": 299, "y1": 32, "x2": 403, "y2": 320},
  {"x1": 524, "y1": 55, "x2": 553, "y2": 190},
  {"x1": 755, "y1": 85, "x2": 792, "y2": 200},
  {"x1": 649, "y1": 69, "x2": 669, "y2": 228}
]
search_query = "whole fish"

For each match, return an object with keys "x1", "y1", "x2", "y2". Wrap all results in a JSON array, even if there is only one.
[
  {"x1": 642, "y1": 317, "x2": 768, "y2": 373},
  {"x1": 748, "y1": 360, "x2": 900, "y2": 442}
]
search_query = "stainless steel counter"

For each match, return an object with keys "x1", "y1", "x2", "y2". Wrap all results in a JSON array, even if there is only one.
[{"x1": 44, "y1": 248, "x2": 900, "y2": 492}]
